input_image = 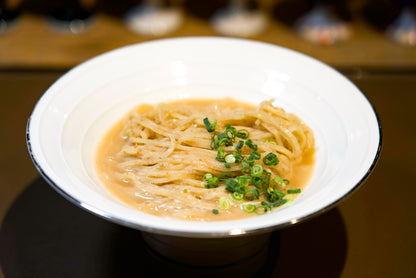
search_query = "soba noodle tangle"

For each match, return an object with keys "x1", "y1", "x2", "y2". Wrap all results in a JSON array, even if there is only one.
[{"x1": 96, "y1": 98, "x2": 315, "y2": 221}]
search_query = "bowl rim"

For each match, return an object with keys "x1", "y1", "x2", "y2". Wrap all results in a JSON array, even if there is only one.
[{"x1": 26, "y1": 37, "x2": 383, "y2": 238}]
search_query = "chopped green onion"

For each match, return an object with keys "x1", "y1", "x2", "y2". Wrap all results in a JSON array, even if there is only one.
[
  {"x1": 264, "y1": 171, "x2": 271, "y2": 187},
  {"x1": 245, "y1": 139, "x2": 258, "y2": 151},
  {"x1": 241, "y1": 162, "x2": 251, "y2": 173},
  {"x1": 217, "y1": 147, "x2": 225, "y2": 159},
  {"x1": 250, "y1": 151, "x2": 261, "y2": 160},
  {"x1": 225, "y1": 125, "x2": 237, "y2": 139},
  {"x1": 263, "y1": 153, "x2": 279, "y2": 166},
  {"x1": 202, "y1": 119, "x2": 293, "y2": 215},
  {"x1": 274, "y1": 176, "x2": 287, "y2": 187},
  {"x1": 251, "y1": 176, "x2": 264, "y2": 188},
  {"x1": 242, "y1": 203, "x2": 256, "y2": 213},
  {"x1": 266, "y1": 188, "x2": 285, "y2": 202},
  {"x1": 245, "y1": 156, "x2": 255, "y2": 165},
  {"x1": 225, "y1": 153, "x2": 236, "y2": 163},
  {"x1": 203, "y1": 173, "x2": 213, "y2": 181},
  {"x1": 246, "y1": 151, "x2": 261, "y2": 165},
  {"x1": 236, "y1": 140, "x2": 244, "y2": 151},
  {"x1": 237, "y1": 175, "x2": 251, "y2": 187},
  {"x1": 251, "y1": 164, "x2": 263, "y2": 177},
  {"x1": 210, "y1": 134, "x2": 217, "y2": 149},
  {"x1": 244, "y1": 189, "x2": 260, "y2": 200},
  {"x1": 204, "y1": 174, "x2": 219, "y2": 188},
  {"x1": 217, "y1": 132, "x2": 228, "y2": 140},
  {"x1": 203, "y1": 118, "x2": 217, "y2": 132},
  {"x1": 218, "y1": 172, "x2": 233, "y2": 181},
  {"x1": 265, "y1": 140, "x2": 276, "y2": 145},
  {"x1": 287, "y1": 188, "x2": 301, "y2": 194},
  {"x1": 219, "y1": 198, "x2": 231, "y2": 209},
  {"x1": 236, "y1": 129, "x2": 249, "y2": 139},
  {"x1": 255, "y1": 205, "x2": 270, "y2": 215},
  {"x1": 225, "y1": 178, "x2": 239, "y2": 192},
  {"x1": 216, "y1": 157, "x2": 225, "y2": 163},
  {"x1": 232, "y1": 192, "x2": 244, "y2": 201},
  {"x1": 225, "y1": 178, "x2": 245, "y2": 194},
  {"x1": 272, "y1": 198, "x2": 287, "y2": 207},
  {"x1": 183, "y1": 189, "x2": 188, "y2": 193},
  {"x1": 233, "y1": 152, "x2": 243, "y2": 163},
  {"x1": 218, "y1": 137, "x2": 232, "y2": 147}
]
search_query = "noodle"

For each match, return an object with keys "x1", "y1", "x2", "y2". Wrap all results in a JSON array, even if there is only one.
[{"x1": 95, "y1": 98, "x2": 315, "y2": 221}]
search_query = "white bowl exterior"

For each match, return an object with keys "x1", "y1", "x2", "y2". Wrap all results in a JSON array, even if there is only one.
[{"x1": 28, "y1": 37, "x2": 380, "y2": 237}]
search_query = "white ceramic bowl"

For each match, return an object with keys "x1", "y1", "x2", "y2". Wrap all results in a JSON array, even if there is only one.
[{"x1": 27, "y1": 37, "x2": 381, "y2": 238}]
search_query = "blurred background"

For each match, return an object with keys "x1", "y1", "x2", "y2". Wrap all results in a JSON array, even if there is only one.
[
  {"x1": 1, "y1": 0, "x2": 416, "y2": 68},
  {"x1": 1, "y1": 1, "x2": 416, "y2": 278}
]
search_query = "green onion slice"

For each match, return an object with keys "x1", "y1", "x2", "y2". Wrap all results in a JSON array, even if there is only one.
[
  {"x1": 251, "y1": 164, "x2": 263, "y2": 177},
  {"x1": 224, "y1": 153, "x2": 236, "y2": 163},
  {"x1": 272, "y1": 198, "x2": 288, "y2": 207},
  {"x1": 236, "y1": 129, "x2": 249, "y2": 139},
  {"x1": 255, "y1": 205, "x2": 269, "y2": 215},
  {"x1": 242, "y1": 203, "x2": 256, "y2": 213},
  {"x1": 203, "y1": 118, "x2": 217, "y2": 133},
  {"x1": 287, "y1": 188, "x2": 301, "y2": 194},
  {"x1": 219, "y1": 172, "x2": 233, "y2": 181},
  {"x1": 217, "y1": 147, "x2": 225, "y2": 159},
  {"x1": 232, "y1": 192, "x2": 244, "y2": 201},
  {"x1": 219, "y1": 198, "x2": 231, "y2": 209},
  {"x1": 237, "y1": 175, "x2": 251, "y2": 187},
  {"x1": 245, "y1": 139, "x2": 258, "y2": 151},
  {"x1": 251, "y1": 176, "x2": 264, "y2": 188},
  {"x1": 244, "y1": 189, "x2": 260, "y2": 200},
  {"x1": 236, "y1": 140, "x2": 244, "y2": 151},
  {"x1": 263, "y1": 153, "x2": 279, "y2": 166},
  {"x1": 274, "y1": 176, "x2": 288, "y2": 187}
]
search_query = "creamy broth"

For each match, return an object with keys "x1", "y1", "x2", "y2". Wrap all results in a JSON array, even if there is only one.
[{"x1": 95, "y1": 99, "x2": 315, "y2": 221}]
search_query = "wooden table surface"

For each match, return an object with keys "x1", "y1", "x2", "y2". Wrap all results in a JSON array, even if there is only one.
[
  {"x1": 1, "y1": 10, "x2": 416, "y2": 278},
  {"x1": 1, "y1": 13, "x2": 416, "y2": 70}
]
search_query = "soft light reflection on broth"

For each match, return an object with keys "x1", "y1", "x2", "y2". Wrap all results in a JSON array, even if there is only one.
[{"x1": 95, "y1": 98, "x2": 315, "y2": 221}]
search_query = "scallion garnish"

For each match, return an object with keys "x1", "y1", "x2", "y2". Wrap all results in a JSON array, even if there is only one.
[
  {"x1": 224, "y1": 153, "x2": 236, "y2": 164},
  {"x1": 242, "y1": 203, "x2": 256, "y2": 213},
  {"x1": 274, "y1": 176, "x2": 286, "y2": 187},
  {"x1": 237, "y1": 175, "x2": 251, "y2": 187},
  {"x1": 266, "y1": 188, "x2": 285, "y2": 203},
  {"x1": 245, "y1": 139, "x2": 258, "y2": 151},
  {"x1": 263, "y1": 153, "x2": 279, "y2": 166},
  {"x1": 218, "y1": 172, "x2": 233, "y2": 181},
  {"x1": 236, "y1": 129, "x2": 249, "y2": 139},
  {"x1": 203, "y1": 118, "x2": 217, "y2": 133},
  {"x1": 236, "y1": 140, "x2": 244, "y2": 152},
  {"x1": 202, "y1": 119, "x2": 295, "y2": 215},
  {"x1": 217, "y1": 147, "x2": 225, "y2": 159},
  {"x1": 250, "y1": 151, "x2": 261, "y2": 160},
  {"x1": 251, "y1": 164, "x2": 263, "y2": 177},
  {"x1": 287, "y1": 188, "x2": 301, "y2": 194},
  {"x1": 243, "y1": 189, "x2": 260, "y2": 200},
  {"x1": 255, "y1": 205, "x2": 270, "y2": 215},
  {"x1": 232, "y1": 192, "x2": 244, "y2": 201},
  {"x1": 251, "y1": 176, "x2": 264, "y2": 188},
  {"x1": 204, "y1": 173, "x2": 219, "y2": 188},
  {"x1": 219, "y1": 198, "x2": 231, "y2": 209},
  {"x1": 272, "y1": 198, "x2": 287, "y2": 207}
]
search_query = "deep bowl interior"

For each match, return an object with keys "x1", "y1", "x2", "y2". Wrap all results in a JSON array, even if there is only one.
[{"x1": 27, "y1": 37, "x2": 380, "y2": 237}]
